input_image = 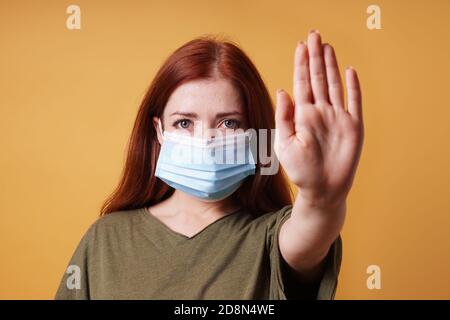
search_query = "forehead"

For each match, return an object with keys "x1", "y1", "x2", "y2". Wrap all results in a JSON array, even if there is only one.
[{"x1": 164, "y1": 78, "x2": 243, "y2": 116}]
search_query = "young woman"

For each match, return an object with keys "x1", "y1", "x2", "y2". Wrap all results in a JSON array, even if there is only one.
[{"x1": 55, "y1": 30, "x2": 364, "y2": 300}]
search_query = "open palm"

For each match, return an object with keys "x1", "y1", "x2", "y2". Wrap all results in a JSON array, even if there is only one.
[{"x1": 274, "y1": 31, "x2": 364, "y2": 207}]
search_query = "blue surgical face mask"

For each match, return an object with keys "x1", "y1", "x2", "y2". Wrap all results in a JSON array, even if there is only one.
[{"x1": 155, "y1": 120, "x2": 256, "y2": 201}]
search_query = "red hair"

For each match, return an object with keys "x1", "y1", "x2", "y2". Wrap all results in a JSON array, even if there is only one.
[{"x1": 100, "y1": 35, "x2": 293, "y2": 216}]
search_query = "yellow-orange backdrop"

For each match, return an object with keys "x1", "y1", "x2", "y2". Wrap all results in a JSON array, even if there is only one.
[{"x1": 1, "y1": 0, "x2": 449, "y2": 299}]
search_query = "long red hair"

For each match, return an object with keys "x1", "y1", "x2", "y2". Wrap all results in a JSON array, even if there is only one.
[{"x1": 100, "y1": 35, "x2": 293, "y2": 216}]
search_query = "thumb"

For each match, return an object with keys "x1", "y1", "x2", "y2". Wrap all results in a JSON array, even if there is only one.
[{"x1": 275, "y1": 89, "x2": 295, "y2": 141}]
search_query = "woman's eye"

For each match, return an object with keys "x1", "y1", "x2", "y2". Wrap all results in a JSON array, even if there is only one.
[
  {"x1": 174, "y1": 119, "x2": 192, "y2": 129},
  {"x1": 222, "y1": 119, "x2": 239, "y2": 129}
]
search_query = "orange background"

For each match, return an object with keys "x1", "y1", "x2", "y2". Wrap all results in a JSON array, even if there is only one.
[{"x1": 1, "y1": 0, "x2": 449, "y2": 299}]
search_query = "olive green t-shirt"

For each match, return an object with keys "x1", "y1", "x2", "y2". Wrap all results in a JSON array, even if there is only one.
[{"x1": 55, "y1": 205, "x2": 342, "y2": 300}]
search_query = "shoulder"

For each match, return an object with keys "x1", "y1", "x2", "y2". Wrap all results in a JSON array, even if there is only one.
[
  {"x1": 96, "y1": 207, "x2": 143, "y2": 226},
  {"x1": 248, "y1": 205, "x2": 293, "y2": 230},
  {"x1": 237, "y1": 205, "x2": 293, "y2": 242},
  {"x1": 83, "y1": 207, "x2": 145, "y2": 242}
]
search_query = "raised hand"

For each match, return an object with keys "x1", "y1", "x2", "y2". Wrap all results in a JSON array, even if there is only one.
[{"x1": 274, "y1": 30, "x2": 364, "y2": 209}]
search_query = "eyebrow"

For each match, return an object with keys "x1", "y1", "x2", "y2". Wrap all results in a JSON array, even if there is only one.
[
  {"x1": 169, "y1": 111, "x2": 198, "y2": 118},
  {"x1": 215, "y1": 111, "x2": 244, "y2": 118},
  {"x1": 169, "y1": 111, "x2": 243, "y2": 118}
]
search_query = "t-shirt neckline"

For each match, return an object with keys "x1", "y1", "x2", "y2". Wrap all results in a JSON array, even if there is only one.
[{"x1": 139, "y1": 206, "x2": 244, "y2": 241}]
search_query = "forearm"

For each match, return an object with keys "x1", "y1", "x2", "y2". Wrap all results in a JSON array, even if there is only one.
[{"x1": 279, "y1": 189, "x2": 346, "y2": 281}]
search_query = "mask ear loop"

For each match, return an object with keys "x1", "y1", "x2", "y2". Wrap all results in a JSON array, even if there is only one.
[{"x1": 157, "y1": 118, "x2": 165, "y2": 142}]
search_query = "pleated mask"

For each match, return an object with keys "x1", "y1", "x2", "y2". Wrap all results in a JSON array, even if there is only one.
[{"x1": 155, "y1": 120, "x2": 256, "y2": 201}]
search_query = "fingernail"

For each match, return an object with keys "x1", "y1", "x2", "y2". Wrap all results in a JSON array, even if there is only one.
[
  {"x1": 309, "y1": 29, "x2": 320, "y2": 34},
  {"x1": 277, "y1": 88, "x2": 283, "y2": 95}
]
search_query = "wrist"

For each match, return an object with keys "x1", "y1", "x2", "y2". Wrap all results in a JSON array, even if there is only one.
[{"x1": 295, "y1": 186, "x2": 347, "y2": 211}]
